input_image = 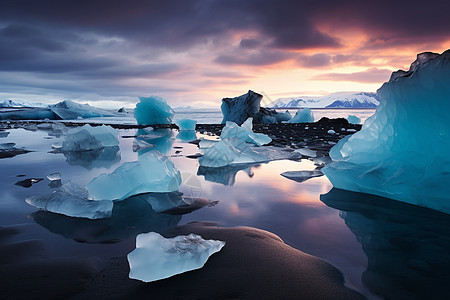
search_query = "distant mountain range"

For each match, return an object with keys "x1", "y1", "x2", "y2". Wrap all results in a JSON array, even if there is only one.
[{"x1": 268, "y1": 92, "x2": 379, "y2": 108}]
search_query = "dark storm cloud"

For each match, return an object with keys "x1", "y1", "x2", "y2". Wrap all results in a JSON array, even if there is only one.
[{"x1": 314, "y1": 68, "x2": 392, "y2": 83}]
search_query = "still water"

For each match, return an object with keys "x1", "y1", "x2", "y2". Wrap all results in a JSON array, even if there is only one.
[{"x1": 1, "y1": 117, "x2": 449, "y2": 299}]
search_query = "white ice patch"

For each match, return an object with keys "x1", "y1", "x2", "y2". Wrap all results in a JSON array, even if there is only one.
[
  {"x1": 220, "y1": 117, "x2": 271, "y2": 146},
  {"x1": 127, "y1": 232, "x2": 225, "y2": 282}
]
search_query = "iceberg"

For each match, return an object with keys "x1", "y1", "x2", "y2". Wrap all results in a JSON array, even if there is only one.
[
  {"x1": 323, "y1": 50, "x2": 450, "y2": 213},
  {"x1": 127, "y1": 232, "x2": 225, "y2": 282},
  {"x1": 175, "y1": 119, "x2": 197, "y2": 131},
  {"x1": 134, "y1": 96, "x2": 174, "y2": 125},
  {"x1": 26, "y1": 182, "x2": 113, "y2": 219},
  {"x1": 347, "y1": 115, "x2": 361, "y2": 125},
  {"x1": 288, "y1": 108, "x2": 314, "y2": 123},
  {"x1": 221, "y1": 90, "x2": 292, "y2": 125},
  {"x1": 62, "y1": 125, "x2": 119, "y2": 151},
  {"x1": 47, "y1": 100, "x2": 117, "y2": 120},
  {"x1": 87, "y1": 150, "x2": 182, "y2": 200},
  {"x1": 220, "y1": 117, "x2": 272, "y2": 146}
]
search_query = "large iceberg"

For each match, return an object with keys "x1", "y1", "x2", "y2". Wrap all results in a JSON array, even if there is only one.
[
  {"x1": 323, "y1": 50, "x2": 450, "y2": 213},
  {"x1": 87, "y1": 150, "x2": 181, "y2": 200},
  {"x1": 26, "y1": 182, "x2": 113, "y2": 219},
  {"x1": 288, "y1": 108, "x2": 314, "y2": 123},
  {"x1": 220, "y1": 117, "x2": 272, "y2": 146},
  {"x1": 62, "y1": 125, "x2": 119, "y2": 151},
  {"x1": 347, "y1": 115, "x2": 361, "y2": 125},
  {"x1": 127, "y1": 232, "x2": 225, "y2": 282},
  {"x1": 47, "y1": 100, "x2": 116, "y2": 119},
  {"x1": 134, "y1": 96, "x2": 174, "y2": 125},
  {"x1": 221, "y1": 90, "x2": 292, "y2": 125}
]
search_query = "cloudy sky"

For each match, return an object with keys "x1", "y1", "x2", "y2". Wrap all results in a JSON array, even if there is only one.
[{"x1": 1, "y1": 0, "x2": 449, "y2": 108}]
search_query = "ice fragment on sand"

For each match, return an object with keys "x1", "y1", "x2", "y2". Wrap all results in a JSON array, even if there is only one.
[
  {"x1": 175, "y1": 119, "x2": 197, "y2": 131},
  {"x1": 127, "y1": 232, "x2": 225, "y2": 282},
  {"x1": 347, "y1": 115, "x2": 361, "y2": 125},
  {"x1": 220, "y1": 117, "x2": 271, "y2": 146},
  {"x1": 26, "y1": 182, "x2": 113, "y2": 219},
  {"x1": 62, "y1": 125, "x2": 119, "y2": 151},
  {"x1": 323, "y1": 49, "x2": 450, "y2": 213},
  {"x1": 288, "y1": 108, "x2": 314, "y2": 123},
  {"x1": 87, "y1": 150, "x2": 181, "y2": 200},
  {"x1": 134, "y1": 96, "x2": 174, "y2": 125}
]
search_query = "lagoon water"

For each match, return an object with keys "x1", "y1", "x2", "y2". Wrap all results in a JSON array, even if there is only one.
[{"x1": 1, "y1": 108, "x2": 449, "y2": 299}]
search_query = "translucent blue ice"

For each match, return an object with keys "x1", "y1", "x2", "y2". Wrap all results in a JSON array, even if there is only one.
[
  {"x1": 288, "y1": 108, "x2": 314, "y2": 123},
  {"x1": 220, "y1": 117, "x2": 272, "y2": 146},
  {"x1": 323, "y1": 50, "x2": 450, "y2": 214},
  {"x1": 26, "y1": 182, "x2": 113, "y2": 219},
  {"x1": 62, "y1": 124, "x2": 119, "y2": 151},
  {"x1": 175, "y1": 119, "x2": 197, "y2": 131},
  {"x1": 87, "y1": 150, "x2": 181, "y2": 200},
  {"x1": 134, "y1": 96, "x2": 174, "y2": 125},
  {"x1": 128, "y1": 232, "x2": 225, "y2": 282},
  {"x1": 347, "y1": 115, "x2": 361, "y2": 124}
]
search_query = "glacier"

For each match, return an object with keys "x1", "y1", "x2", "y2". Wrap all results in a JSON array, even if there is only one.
[
  {"x1": 323, "y1": 50, "x2": 450, "y2": 213},
  {"x1": 62, "y1": 125, "x2": 119, "y2": 152},
  {"x1": 270, "y1": 92, "x2": 379, "y2": 108},
  {"x1": 220, "y1": 117, "x2": 272, "y2": 146},
  {"x1": 175, "y1": 119, "x2": 197, "y2": 131},
  {"x1": 87, "y1": 150, "x2": 181, "y2": 200},
  {"x1": 26, "y1": 182, "x2": 113, "y2": 219},
  {"x1": 288, "y1": 108, "x2": 314, "y2": 123},
  {"x1": 127, "y1": 232, "x2": 225, "y2": 282},
  {"x1": 134, "y1": 96, "x2": 174, "y2": 125}
]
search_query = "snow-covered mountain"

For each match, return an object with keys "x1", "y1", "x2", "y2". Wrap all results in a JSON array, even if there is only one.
[
  {"x1": 0, "y1": 99, "x2": 46, "y2": 108},
  {"x1": 268, "y1": 92, "x2": 379, "y2": 108}
]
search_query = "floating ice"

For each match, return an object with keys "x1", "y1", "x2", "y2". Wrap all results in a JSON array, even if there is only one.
[
  {"x1": 127, "y1": 232, "x2": 225, "y2": 282},
  {"x1": 198, "y1": 138, "x2": 219, "y2": 149},
  {"x1": 26, "y1": 182, "x2": 113, "y2": 219},
  {"x1": 175, "y1": 119, "x2": 197, "y2": 131},
  {"x1": 347, "y1": 115, "x2": 361, "y2": 125},
  {"x1": 62, "y1": 125, "x2": 119, "y2": 151},
  {"x1": 47, "y1": 172, "x2": 61, "y2": 181},
  {"x1": 281, "y1": 170, "x2": 323, "y2": 183},
  {"x1": 327, "y1": 130, "x2": 336, "y2": 135},
  {"x1": 295, "y1": 148, "x2": 317, "y2": 158},
  {"x1": 221, "y1": 90, "x2": 291, "y2": 125},
  {"x1": 323, "y1": 50, "x2": 450, "y2": 213},
  {"x1": 199, "y1": 137, "x2": 296, "y2": 168},
  {"x1": 176, "y1": 130, "x2": 197, "y2": 141},
  {"x1": 134, "y1": 96, "x2": 174, "y2": 125},
  {"x1": 0, "y1": 131, "x2": 9, "y2": 138},
  {"x1": 288, "y1": 108, "x2": 314, "y2": 123},
  {"x1": 36, "y1": 123, "x2": 53, "y2": 130},
  {"x1": 0, "y1": 142, "x2": 15, "y2": 150},
  {"x1": 87, "y1": 150, "x2": 181, "y2": 200},
  {"x1": 220, "y1": 118, "x2": 272, "y2": 146}
]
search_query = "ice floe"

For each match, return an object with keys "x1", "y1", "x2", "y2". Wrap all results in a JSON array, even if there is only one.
[{"x1": 134, "y1": 96, "x2": 174, "y2": 125}]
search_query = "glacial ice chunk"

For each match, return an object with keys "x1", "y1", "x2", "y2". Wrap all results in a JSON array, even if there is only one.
[
  {"x1": 288, "y1": 108, "x2": 314, "y2": 123},
  {"x1": 220, "y1": 117, "x2": 272, "y2": 146},
  {"x1": 48, "y1": 100, "x2": 117, "y2": 120},
  {"x1": 281, "y1": 170, "x2": 323, "y2": 183},
  {"x1": 127, "y1": 232, "x2": 225, "y2": 282},
  {"x1": 198, "y1": 137, "x2": 295, "y2": 168},
  {"x1": 175, "y1": 119, "x2": 197, "y2": 131},
  {"x1": 62, "y1": 125, "x2": 119, "y2": 151},
  {"x1": 134, "y1": 96, "x2": 174, "y2": 125},
  {"x1": 347, "y1": 115, "x2": 361, "y2": 125},
  {"x1": 87, "y1": 150, "x2": 182, "y2": 200},
  {"x1": 323, "y1": 49, "x2": 450, "y2": 214},
  {"x1": 221, "y1": 90, "x2": 292, "y2": 125},
  {"x1": 47, "y1": 172, "x2": 61, "y2": 181},
  {"x1": 26, "y1": 182, "x2": 113, "y2": 219},
  {"x1": 295, "y1": 148, "x2": 317, "y2": 158}
]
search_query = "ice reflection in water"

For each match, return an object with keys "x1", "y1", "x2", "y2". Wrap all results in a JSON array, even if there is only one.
[{"x1": 321, "y1": 188, "x2": 450, "y2": 300}]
